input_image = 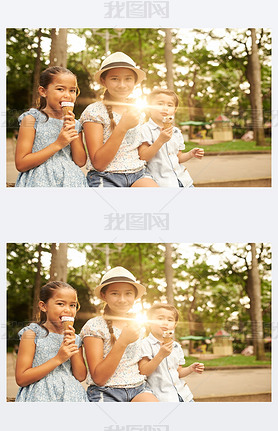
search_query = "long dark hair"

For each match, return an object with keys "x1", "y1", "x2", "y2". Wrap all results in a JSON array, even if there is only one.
[
  {"x1": 37, "y1": 66, "x2": 79, "y2": 120},
  {"x1": 38, "y1": 281, "x2": 80, "y2": 335}
]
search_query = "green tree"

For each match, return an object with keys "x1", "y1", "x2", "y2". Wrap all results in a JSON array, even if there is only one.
[
  {"x1": 7, "y1": 242, "x2": 271, "y2": 355},
  {"x1": 7, "y1": 243, "x2": 49, "y2": 347}
]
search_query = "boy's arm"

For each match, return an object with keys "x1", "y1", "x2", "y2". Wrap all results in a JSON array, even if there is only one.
[
  {"x1": 178, "y1": 362, "x2": 205, "y2": 378},
  {"x1": 139, "y1": 341, "x2": 173, "y2": 376},
  {"x1": 138, "y1": 126, "x2": 173, "y2": 162},
  {"x1": 178, "y1": 148, "x2": 204, "y2": 164},
  {"x1": 138, "y1": 354, "x2": 164, "y2": 376}
]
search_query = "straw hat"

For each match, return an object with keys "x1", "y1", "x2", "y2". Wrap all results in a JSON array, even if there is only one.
[
  {"x1": 94, "y1": 52, "x2": 146, "y2": 85},
  {"x1": 94, "y1": 266, "x2": 146, "y2": 299}
]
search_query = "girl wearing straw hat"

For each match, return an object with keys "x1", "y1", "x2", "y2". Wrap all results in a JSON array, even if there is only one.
[
  {"x1": 80, "y1": 52, "x2": 158, "y2": 187},
  {"x1": 80, "y1": 267, "x2": 158, "y2": 402}
]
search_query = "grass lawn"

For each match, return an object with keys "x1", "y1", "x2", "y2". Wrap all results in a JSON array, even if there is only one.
[
  {"x1": 186, "y1": 353, "x2": 271, "y2": 367},
  {"x1": 184, "y1": 138, "x2": 271, "y2": 153}
]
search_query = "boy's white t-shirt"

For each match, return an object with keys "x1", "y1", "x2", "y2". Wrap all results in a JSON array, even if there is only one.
[
  {"x1": 140, "y1": 118, "x2": 193, "y2": 187},
  {"x1": 141, "y1": 332, "x2": 194, "y2": 402}
]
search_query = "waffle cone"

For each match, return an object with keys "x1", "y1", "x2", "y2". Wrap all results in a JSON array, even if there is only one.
[
  {"x1": 163, "y1": 330, "x2": 174, "y2": 343},
  {"x1": 62, "y1": 106, "x2": 73, "y2": 116},
  {"x1": 162, "y1": 116, "x2": 174, "y2": 130},
  {"x1": 62, "y1": 320, "x2": 72, "y2": 331}
]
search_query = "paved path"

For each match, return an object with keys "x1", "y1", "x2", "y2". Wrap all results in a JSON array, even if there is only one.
[
  {"x1": 6, "y1": 353, "x2": 271, "y2": 401},
  {"x1": 185, "y1": 368, "x2": 271, "y2": 399},
  {"x1": 6, "y1": 139, "x2": 271, "y2": 187},
  {"x1": 185, "y1": 153, "x2": 271, "y2": 186}
]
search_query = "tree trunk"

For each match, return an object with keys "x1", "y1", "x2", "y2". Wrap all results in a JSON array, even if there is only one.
[
  {"x1": 50, "y1": 243, "x2": 68, "y2": 281},
  {"x1": 49, "y1": 28, "x2": 67, "y2": 67},
  {"x1": 137, "y1": 29, "x2": 143, "y2": 69},
  {"x1": 164, "y1": 29, "x2": 174, "y2": 90},
  {"x1": 188, "y1": 285, "x2": 197, "y2": 353},
  {"x1": 247, "y1": 29, "x2": 265, "y2": 146},
  {"x1": 32, "y1": 243, "x2": 42, "y2": 321},
  {"x1": 32, "y1": 29, "x2": 42, "y2": 108},
  {"x1": 165, "y1": 243, "x2": 174, "y2": 304},
  {"x1": 246, "y1": 243, "x2": 266, "y2": 360},
  {"x1": 188, "y1": 69, "x2": 197, "y2": 139}
]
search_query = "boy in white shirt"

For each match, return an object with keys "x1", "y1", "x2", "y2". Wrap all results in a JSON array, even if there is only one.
[
  {"x1": 139, "y1": 303, "x2": 204, "y2": 402},
  {"x1": 139, "y1": 89, "x2": 204, "y2": 187}
]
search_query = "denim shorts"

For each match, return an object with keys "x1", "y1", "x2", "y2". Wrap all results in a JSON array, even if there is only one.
[
  {"x1": 87, "y1": 383, "x2": 148, "y2": 402},
  {"x1": 87, "y1": 168, "x2": 148, "y2": 188}
]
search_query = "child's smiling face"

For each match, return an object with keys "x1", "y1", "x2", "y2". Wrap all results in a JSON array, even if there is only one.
[
  {"x1": 39, "y1": 287, "x2": 78, "y2": 333},
  {"x1": 100, "y1": 282, "x2": 136, "y2": 316},
  {"x1": 38, "y1": 73, "x2": 78, "y2": 117},
  {"x1": 100, "y1": 68, "x2": 136, "y2": 101},
  {"x1": 148, "y1": 93, "x2": 177, "y2": 126},
  {"x1": 148, "y1": 308, "x2": 177, "y2": 341}
]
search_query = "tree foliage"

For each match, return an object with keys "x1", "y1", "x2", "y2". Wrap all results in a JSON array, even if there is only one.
[
  {"x1": 7, "y1": 243, "x2": 271, "y2": 356},
  {"x1": 7, "y1": 28, "x2": 271, "y2": 138}
]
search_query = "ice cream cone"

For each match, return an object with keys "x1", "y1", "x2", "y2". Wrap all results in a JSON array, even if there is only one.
[
  {"x1": 162, "y1": 115, "x2": 174, "y2": 129},
  {"x1": 61, "y1": 316, "x2": 74, "y2": 332},
  {"x1": 61, "y1": 101, "x2": 74, "y2": 117},
  {"x1": 163, "y1": 330, "x2": 174, "y2": 343}
]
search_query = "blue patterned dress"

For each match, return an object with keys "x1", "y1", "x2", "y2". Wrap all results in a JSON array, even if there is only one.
[
  {"x1": 15, "y1": 323, "x2": 88, "y2": 402},
  {"x1": 15, "y1": 109, "x2": 88, "y2": 187}
]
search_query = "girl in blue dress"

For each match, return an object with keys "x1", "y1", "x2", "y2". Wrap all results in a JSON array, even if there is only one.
[
  {"x1": 15, "y1": 281, "x2": 88, "y2": 402},
  {"x1": 15, "y1": 66, "x2": 88, "y2": 187}
]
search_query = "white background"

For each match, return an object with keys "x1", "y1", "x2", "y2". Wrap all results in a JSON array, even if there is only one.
[{"x1": 0, "y1": 1, "x2": 277, "y2": 430}]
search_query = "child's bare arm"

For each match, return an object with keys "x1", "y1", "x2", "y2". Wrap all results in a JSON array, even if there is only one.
[
  {"x1": 139, "y1": 126, "x2": 173, "y2": 162},
  {"x1": 70, "y1": 346, "x2": 87, "y2": 381},
  {"x1": 139, "y1": 341, "x2": 173, "y2": 376},
  {"x1": 63, "y1": 112, "x2": 86, "y2": 167},
  {"x1": 83, "y1": 108, "x2": 140, "y2": 171},
  {"x1": 70, "y1": 132, "x2": 87, "y2": 167},
  {"x1": 84, "y1": 324, "x2": 140, "y2": 386},
  {"x1": 138, "y1": 355, "x2": 163, "y2": 376},
  {"x1": 178, "y1": 148, "x2": 204, "y2": 164},
  {"x1": 15, "y1": 115, "x2": 79, "y2": 172},
  {"x1": 15, "y1": 330, "x2": 79, "y2": 387},
  {"x1": 178, "y1": 362, "x2": 205, "y2": 378},
  {"x1": 64, "y1": 326, "x2": 87, "y2": 382}
]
